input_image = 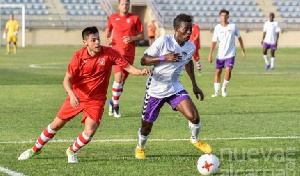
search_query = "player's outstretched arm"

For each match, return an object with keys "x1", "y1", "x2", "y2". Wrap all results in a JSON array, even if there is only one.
[
  {"x1": 140, "y1": 53, "x2": 181, "y2": 66},
  {"x1": 185, "y1": 60, "x2": 204, "y2": 101},
  {"x1": 123, "y1": 64, "x2": 151, "y2": 76}
]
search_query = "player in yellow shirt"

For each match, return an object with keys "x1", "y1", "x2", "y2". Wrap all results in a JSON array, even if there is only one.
[{"x1": 2, "y1": 14, "x2": 19, "y2": 54}]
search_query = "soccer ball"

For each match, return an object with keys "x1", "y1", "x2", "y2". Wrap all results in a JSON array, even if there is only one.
[{"x1": 196, "y1": 154, "x2": 220, "y2": 175}]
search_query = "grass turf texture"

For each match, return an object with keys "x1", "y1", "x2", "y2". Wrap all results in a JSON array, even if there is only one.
[{"x1": 0, "y1": 46, "x2": 299, "y2": 175}]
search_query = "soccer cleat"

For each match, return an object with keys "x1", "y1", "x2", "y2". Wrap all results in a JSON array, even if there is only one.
[
  {"x1": 211, "y1": 93, "x2": 219, "y2": 98},
  {"x1": 221, "y1": 88, "x2": 227, "y2": 97},
  {"x1": 265, "y1": 65, "x2": 270, "y2": 70},
  {"x1": 18, "y1": 148, "x2": 41, "y2": 160},
  {"x1": 113, "y1": 105, "x2": 121, "y2": 118},
  {"x1": 108, "y1": 100, "x2": 113, "y2": 116},
  {"x1": 66, "y1": 148, "x2": 78, "y2": 163},
  {"x1": 271, "y1": 67, "x2": 274, "y2": 70},
  {"x1": 197, "y1": 72, "x2": 202, "y2": 77},
  {"x1": 190, "y1": 139, "x2": 213, "y2": 154},
  {"x1": 135, "y1": 147, "x2": 146, "y2": 159}
]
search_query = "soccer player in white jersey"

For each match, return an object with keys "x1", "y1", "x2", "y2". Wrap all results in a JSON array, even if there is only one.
[
  {"x1": 134, "y1": 14, "x2": 212, "y2": 159},
  {"x1": 261, "y1": 12, "x2": 280, "y2": 70},
  {"x1": 208, "y1": 9, "x2": 246, "y2": 97}
]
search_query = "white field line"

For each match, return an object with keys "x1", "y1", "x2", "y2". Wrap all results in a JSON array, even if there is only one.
[
  {"x1": 0, "y1": 166, "x2": 26, "y2": 176},
  {"x1": 1, "y1": 136, "x2": 299, "y2": 144}
]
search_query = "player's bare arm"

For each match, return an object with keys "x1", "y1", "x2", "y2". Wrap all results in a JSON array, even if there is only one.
[
  {"x1": 275, "y1": 32, "x2": 279, "y2": 47},
  {"x1": 123, "y1": 64, "x2": 152, "y2": 76},
  {"x1": 185, "y1": 60, "x2": 204, "y2": 101},
  {"x1": 141, "y1": 53, "x2": 181, "y2": 66},
  {"x1": 105, "y1": 28, "x2": 112, "y2": 46},
  {"x1": 208, "y1": 42, "x2": 217, "y2": 63},
  {"x1": 122, "y1": 32, "x2": 144, "y2": 44},
  {"x1": 63, "y1": 72, "x2": 80, "y2": 108},
  {"x1": 261, "y1": 32, "x2": 266, "y2": 45},
  {"x1": 238, "y1": 37, "x2": 246, "y2": 58}
]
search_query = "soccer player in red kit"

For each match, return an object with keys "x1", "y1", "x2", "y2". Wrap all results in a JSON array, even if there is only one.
[
  {"x1": 189, "y1": 17, "x2": 202, "y2": 76},
  {"x1": 17, "y1": 26, "x2": 151, "y2": 163},
  {"x1": 105, "y1": 0, "x2": 144, "y2": 118}
]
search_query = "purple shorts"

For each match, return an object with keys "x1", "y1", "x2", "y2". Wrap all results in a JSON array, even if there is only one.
[
  {"x1": 141, "y1": 90, "x2": 191, "y2": 123},
  {"x1": 263, "y1": 42, "x2": 277, "y2": 50},
  {"x1": 216, "y1": 57, "x2": 235, "y2": 69}
]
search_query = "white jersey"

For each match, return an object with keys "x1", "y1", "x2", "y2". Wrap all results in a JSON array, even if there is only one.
[
  {"x1": 263, "y1": 21, "x2": 281, "y2": 45},
  {"x1": 212, "y1": 23, "x2": 241, "y2": 60},
  {"x1": 144, "y1": 35, "x2": 195, "y2": 98}
]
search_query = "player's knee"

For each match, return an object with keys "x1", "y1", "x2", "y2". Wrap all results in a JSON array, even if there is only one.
[{"x1": 186, "y1": 112, "x2": 199, "y2": 124}]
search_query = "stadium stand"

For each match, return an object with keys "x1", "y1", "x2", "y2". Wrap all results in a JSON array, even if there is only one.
[
  {"x1": 0, "y1": 0, "x2": 107, "y2": 29},
  {"x1": 273, "y1": 0, "x2": 300, "y2": 24},
  {"x1": 1, "y1": 0, "x2": 300, "y2": 30},
  {"x1": 155, "y1": 0, "x2": 265, "y2": 29}
]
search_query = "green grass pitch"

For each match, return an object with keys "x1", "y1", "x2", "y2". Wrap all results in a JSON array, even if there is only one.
[{"x1": 0, "y1": 46, "x2": 299, "y2": 176}]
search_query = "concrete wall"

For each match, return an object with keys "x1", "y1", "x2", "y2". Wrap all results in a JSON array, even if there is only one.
[{"x1": 20, "y1": 28, "x2": 300, "y2": 47}]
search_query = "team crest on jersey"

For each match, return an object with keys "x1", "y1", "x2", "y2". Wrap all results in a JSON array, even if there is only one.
[
  {"x1": 99, "y1": 58, "x2": 105, "y2": 65},
  {"x1": 126, "y1": 19, "x2": 131, "y2": 23}
]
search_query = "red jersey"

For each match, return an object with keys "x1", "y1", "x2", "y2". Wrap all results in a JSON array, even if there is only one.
[
  {"x1": 190, "y1": 24, "x2": 200, "y2": 49},
  {"x1": 67, "y1": 46, "x2": 128, "y2": 100},
  {"x1": 107, "y1": 13, "x2": 143, "y2": 57}
]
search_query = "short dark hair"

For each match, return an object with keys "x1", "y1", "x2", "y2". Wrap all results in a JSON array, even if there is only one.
[
  {"x1": 219, "y1": 9, "x2": 229, "y2": 15},
  {"x1": 173, "y1": 13, "x2": 192, "y2": 29},
  {"x1": 118, "y1": 0, "x2": 130, "y2": 3},
  {"x1": 82, "y1": 26, "x2": 98, "y2": 40}
]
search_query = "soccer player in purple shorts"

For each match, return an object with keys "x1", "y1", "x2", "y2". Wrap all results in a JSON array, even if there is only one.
[
  {"x1": 134, "y1": 14, "x2": 212, "y2": 159},
  {"x1": 208, "y1": 9, "x2": 246, "y2": 97},
  {"x1": 261, "y1": 12, "x2": 281, "y2": 70}
]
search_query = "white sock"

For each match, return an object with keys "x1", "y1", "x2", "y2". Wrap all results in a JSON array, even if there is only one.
[
  {"x1": 214, "y1": 83, "x2": 220, "y2": 95},
  {"x1": 263, "y1": 55, "x2": 269, "y2": 65},
  {"x1": 137, "y1": 128, "x2": 149, "y2": 149},
  {"x1": 189, "y1": 121, "x2": 201, "y2": 143},
  {"x1": 271, "y1": 57, "x2": 275, "y2": 68},
  {"x1": 222, "y1": 79, "x2": 230, "y2": 90}
]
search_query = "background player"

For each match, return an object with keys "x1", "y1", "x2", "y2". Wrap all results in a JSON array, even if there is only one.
[
  {"x1": 135, "y1": 14, "x2": 212, "y2": 159},
  {"x1": 18, "y1": 26, "x2": 151, "y2": 163},
  {"x1": 261, "y1": 12, "x2": 281, "y2": 70},
  {"x1": 147, "y1": 19, "x2": 156, "y2": 46},
  {"x1": 189, "y1": 16, "x2": 202, "y2": 76},
  {"x1": 105, "y1": 0, "x2": 144, "y2": 118},
  {"x1": 208, "y1": 9, "x2": 245, "y2": 98},
  {"x1": 2, "y1": 14, "x2": 19, "y2": 54}
]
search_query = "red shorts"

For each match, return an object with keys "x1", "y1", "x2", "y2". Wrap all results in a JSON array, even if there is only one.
[
  {"x1": 113, "y1": 55, "x2": 135, "y2": 80},
  {"x1": 56, "y1": 97, "x2": 105, "y2": 125}
]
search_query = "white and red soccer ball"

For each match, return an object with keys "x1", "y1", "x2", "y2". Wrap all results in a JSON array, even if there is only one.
[{"x1": 196, "y1": 154, "x2": 220, "y2": 175}]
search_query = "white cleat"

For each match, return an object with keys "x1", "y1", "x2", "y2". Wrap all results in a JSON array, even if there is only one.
[
  {"x1": 211, "y1": 93, "x2": 219, "y2": 98},
  {"x1": 66, "y1": 148, "x2": 78, "y2": 163},
  {"x1": 222, "y1": 88, "x2": 227, "y2": 97},
  {"x1": 113, "y1": 106, "x2": 121, "y2": 118},
  {"x1": 18, "y1": 149, "x2": 41, "y2": 160}
]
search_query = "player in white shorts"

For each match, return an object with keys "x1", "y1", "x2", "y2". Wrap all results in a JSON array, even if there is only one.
[
  {"x1": 135, "y1": 14, "x2": 212, "y2": 159},
  {"x1": 208, "y1": 9, "x2": 246, "y2": 97},
  {"x1": 261, "y1": 12, "x2": 281, "y2": 70}
]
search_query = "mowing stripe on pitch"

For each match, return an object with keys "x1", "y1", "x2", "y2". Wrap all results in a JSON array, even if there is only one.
[
  {"x1": 0, "y1": 166, "x2": 26, "y2": 176},
  {"x1": 1, "y1": 136, "x2": 299, "y2": 144}
]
